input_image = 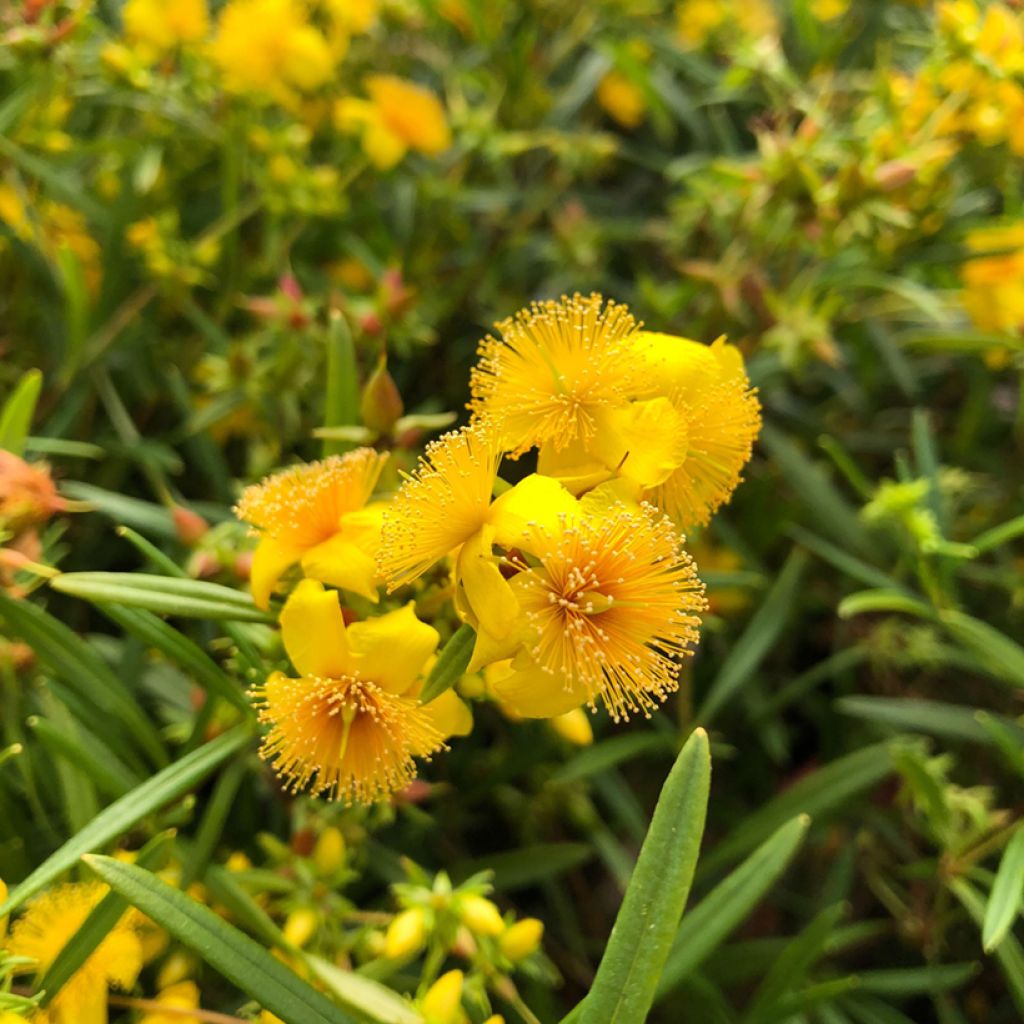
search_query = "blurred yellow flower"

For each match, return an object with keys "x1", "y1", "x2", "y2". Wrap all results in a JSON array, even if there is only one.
[
  {"x1": 596, "y1": 70, "x2": 646, "y2": 129},
  {"x1": 211, "y1": 0, "x2": 335, "y2": 106},
  {"x1": 139, "y1": 981, "x2": 201, "y2": 1024},
  {"x1": 252, "y1": 579, "x2": 467, "y2": 802},
  {"x1": 235, "y1": 448, "x2": 388, "y2": 608},
  {"x1": 499, "y1": 918, "x2": 543, "y2": 961},
  {"x1": 962, "y1": 223, "x2": 1024, "y2": 335},
  {"x1": 122, "y1": 0, "x2": 209, "y2": 59},
  {"x1": 7, "y1": 882, "x2": 143, "y2": 1024},
  {"x1": 335, "y1": 75, "x2": 451, "y2": 169},
  {"x1": 385, "y1": 906, "x2": 429, "y2": 958},
  {"x1": 323, "y1": 0, "x2": 379, "y2": 34},
  {"x1": 676, "y1": 0, "x2": 777, "y2": 48},
  {"x1": 421, "y1": 969, "x2": 464, "y2": 1024},
  {"x1": 810, "y1": 0, "x2": 850, "y2": 19}
]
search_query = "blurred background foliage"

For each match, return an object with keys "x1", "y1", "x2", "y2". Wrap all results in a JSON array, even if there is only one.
[{"x1": 1, "y1": 0, "x2": 1024, "y2": 1021}]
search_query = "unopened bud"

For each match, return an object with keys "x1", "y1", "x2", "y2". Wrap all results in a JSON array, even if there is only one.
[
  {"x1": 874, "y1": 160, "x2": 915, "y2": 192},
  {"x1": 499, "y1": 918, "x2": 543, "y2": 961},
  {"x1": 483, "y1": 1017, "x2": 506, "y2": 1024},
  {"x1": 550, "y1": 708, "x2": 593, "y2": 746},
  {"x1": 313, "y1": 826, "x2": 346, "y2": 876},
  {"x1": 283, "y1": 907, "x2": 319, "y2": 949},
  {"x1": 421, "y1": 969, "x2": 464, "y2": 1024},
  {"x1": 459, "y1": 895, "x2": 505, "y2": 936},
  {"x1": 360, "y1": 354, "x2": 404, "y2": 434},
  {"x1": 385, "y1": 907, "x2": 428, "y2": 959},
  {"x1": 172, "y1": 505, "x2": 209, "y2": 545}
]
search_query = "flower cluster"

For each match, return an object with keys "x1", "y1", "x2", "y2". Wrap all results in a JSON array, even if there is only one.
[{"x1": 237, "y1": 294, "x2": 760, "y2": 805}]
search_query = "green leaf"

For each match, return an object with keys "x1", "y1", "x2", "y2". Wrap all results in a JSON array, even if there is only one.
[
  {"x1": 939, "y1": 609, "x2": 1024, "y2": 689},
  {"x1": 84, "y1": 855, "x2": 358, "y2": 1024},
  {"x1": 837, "y1": 590, "x2": 933, "y2": 620},
  {"x1": 0, "y1": 727, "x2": 251, "y2": 917},
  {"x1": 656, "y1": 815, "x2": 809, "y2": 1000},
  {"x1": 576, "y1": 728, "x2": 711, "y2": 1024},
  {"x1": 307, "y1": 955, "x2": 423, "y2": 1024},
  {"x1": 790, "y1": 526, "x2": 901, "y2": 590},
  {"x1": 983, "y1": 826, "x2": 1024, "y2": 952},
  {"x1": 50, "y1": 572, "x2": 273, "y2": 623},
  {"x1": 553, "y1": 732, "x2": 673, "y2": 784},
  {"x1": 699, "y1": 744, "x2": 893, "y2": 877},
  {"x1": 744, "y1": 902, "x2": 848, "y2": 1024},
  {"x1": 28, "y1": 715, "x2": 142, "y2": 799},
  {"x1": 838, "y1": 696, "x2": 1024, "y2": 747},
  {"x1": 949, "y1": 878, "x2": 1024, "y2": 1018},
  {"x1": 856, "y1": 962, "x2": 978, "y2": 996},
  {"x1": 457, "y1": 843, "x2": 594, "y2": 892},
  {"x1": 698, "y1": 550, "x2": 807, "y2": 723},
  {"x1": 420, "y1": 623, "x2": 476, "y2": 703},
  {"x1": 0, "y1": 590, "x2": 167, "y2": 768},
  {"x1": 38, "y1": 831, "x2": 173, "y2": 1005},
  {"x1": 59, "y1": 481, "x2": 177, "y2": 538},
  {"x1": 971, "y1": 513, "x2": 1024, "y2": 554},
  {"x1": 0, "y1": 369, "x2": 43, "y2": 455},
  {"x1": 323, "y1": 312, "x2": 360, "y2": 457}
]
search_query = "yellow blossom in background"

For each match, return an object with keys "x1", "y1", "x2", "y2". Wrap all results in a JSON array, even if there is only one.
[
  {"x1": 421, "y1": 969, "x2": 464, "y2": 1024},
  {"x1": 961, "y1": 223, "x2": 1024, "y2": 335},
  {"x1": 0, "y1": 184, "x2": 32, "y2": 242},
  {"x1": 810, "y1": 0, "x2": 850, "y2": 20},
  {"x1": 499, "y1": 918, "x2": 543, "y2": 961},
  {"x1": 323, "y1": 0, "x2": 379, "y2": 34},
  {"x1": 139, "y1": 981, "x2": 201, "y2": 1024},
  {"x1": 211, "y1": 0, "x2": 335, "y2": 107},
  {"x1": 675, "y1": 0, "x2": 777, "y2": 48},
  {"x1": 6, "y1": 882, "x2": 143, "y2": 1024},
  {"x1": 235, "y1": 447, "x2": 388, "y2": 607},
  {"x1": 596, "y1": 45, "x2": 649, "y2": 129},
  {"x1": 469, "y1": 293, "x2": 641, "y2": 457},
  {"x1": 122, "y1": 0, "x2": 209, "y2": 59},
  {"x1": 335, "y1": 75, "x2": 451, "y2": 169},
  {"x1": 252, "y1": 579, "x2": 469, "y2": 802}
]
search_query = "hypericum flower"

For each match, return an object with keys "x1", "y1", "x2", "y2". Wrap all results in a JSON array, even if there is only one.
[
  {"x1": 210, "y1": 0, "x2": 335, "y2": 107},
  {"x1": 7, "y1": 882, "x2": 143, "y2": 1024},
  {"x1": 537, "y1": 332, "x2": 761, "y2": 529},
  {"x1": 252, "y1": 580, "x2": 470, "y2": 803},
  {"x1": 235, "y1": 448, "x2": 388, "y2": 608},
  {"x1": 378, "y1": 427, "x2": 501, "y2": 591},
  {"x1": 469, "y1": 293, "x2": 641, "y2": 456},
  {"x1": 482, "y1": 501, "x2": 705, "y2": 721},
  {"x1": 122, "y1": 0, "x2": 209, "y2": 59},
  {"x1": 335, "y1": 76, "x2": 451, "y2": 170}
]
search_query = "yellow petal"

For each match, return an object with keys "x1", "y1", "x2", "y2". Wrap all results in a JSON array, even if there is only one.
[
  {"x1": 632, "y1": 330, "x2": 719, "y2": 400},
  {"x1": 488, "y1": 661, "x2": 587, "y2": 718},
  {"x1": 466, "y1": 619, "x2": 525, "y2": 674},
  {"x1": 250, "y1": 535, "x2": 304, "y2": 609},
  {"x1": 590, "y1": 398, "x2": 688, "y2": 488},
  {"x1": 420, "y1": 688, "x2": 473, "y2": 740},
  {"x1": 536, "y1": 439, "x2": 613, "y2": 496},
  {"x1": 338, "y1": 502, "x2": 386, "y2": 551},
  {"x1": 363, "y1": 119, "x2": 406, "y2": 169},
  {"x1": 279, "y1": 579, "x2": 353, "y2": 679},
  {"x1": 456, "y1": 528, "x2": 519, "y2": 640},
  {"x1": 578, "y1": 477, "x2": 644, "y2": 517},
  {"x1": 345, "y1": 602, "x2": 439, "y2": 694},
  {"x1": 301, "y1": 534, "x2": 380, "y2": 603},
  {"x1": 488, "y1": 473, "x2": 579, "y2": 548}
]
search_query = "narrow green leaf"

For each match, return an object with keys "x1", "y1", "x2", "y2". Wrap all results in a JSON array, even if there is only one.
[
  {"x1": 100, "y1": 604, "x2": 250, "y2": 713},
  {"x1": 84, "y1": 856, "x2": 357, "y2": 1024},
  {"x1": 59, "y1": 481, "x2": 177, "y2": 539},
  {"x1": 939, "y1": 609, "x2": 1024, "y2": 689},
  {"x1": 698, "y1": 550, "x2": 807, "y2": 723},
  {"x1": 0, "y1": 369, "x2": 43, "y2": 455},
  {"x1": 323, "y1": 312, "x2": 360, "y2": 457},
  {"x1": 28, "y1": 715, "x2": 142, "y2": 799},
  {"x1": 457, "y1": 843, "x2": 594, "y2": 892},
  {"x1": 949, "y1": 878, "x2": 1024, "y2": 1018},
  {"x1": 838, "y1": 697, "x2": 1024, "y2": 747},
  {"x1": 789, "y1": 526, "x2": 901, "y2": 591},
  {"x1": 699, "y1": 744, "x2": 893, "y2": 877},
  {"x1": 656, "y1": 815, "x2": 809, "y2": 999},
  {"x1": 0, "y1": 727, "x2": 251, "y2": 917},
  {"x1": 38, "y1": 831, "x2": 173, "y2": 1005},
  {"x1": 180, "y1": 756, "x2": 249, "y2": 889},
  {"x1": 202, "y1": 862, "x2": 287, "y2": 947},
  {"x1": 0, "y1": 590, "x2": 167, "y2": 767},
  {"x1": 577, "y1": 728, "x2": 711, "y2": 1024},
  {"x1": 307, "y1": 955, "x2": 423, "y2": 1024},
  {"x1": 838, "y1": 590, "x2": 933, "y2": 620},
  {"x1": 983, "y1": 826, "x2": 1024, "y2": 952},
  {"x1": 51, "y1": 572, "x2": 273, "y2": 623},
  {"x1": 857, "y1": 962, "x2": 978, "y2": 995},
  {"x1": 420, "y1": 624, "x2": 475, "y2": 703},
  {"x1": 744, "y1": 902, "x2": 848, "y2": 1024},
  {"x1": 971, "y1": 514, "x2": 1024, "y2": 554},
  {"x1": 553, "y1": 733, "x2": 673, "y2": 784}
]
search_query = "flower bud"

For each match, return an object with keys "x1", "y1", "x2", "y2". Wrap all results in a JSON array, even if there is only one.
[
  {"x1": 499, "y1": 918, "x2": 543, "y2": 961},
  {"x1": 483, "y1": 1017, "x2": 506, "y2": 1024},
  {"x1": 0, "y1": 877, "x2": 7, "y2": 939},
  {"x1": 172, "y1": 505, "x2": 209, "y2": 545},
  {"x1": 421, "y1": 969, "x2": 464, "y2": 1024},
  {"x1": 313, "y1": 826, "x2": 346, "y2": 877},
  {"x1": 550, "y1": 708, "x2": 593, "y2": 746},
  {"x1": 283, "y1": 907, "x2": 319, "y2": 949},
  {"x1": 385, "y1": 907, "x2": 428, "y2": 959},
  {"x1": 360, "y1": 354, "x2": 404, "y2": 434},
  {"x1": 459, "y1": 895, "x2": 504, "y2": 937}
]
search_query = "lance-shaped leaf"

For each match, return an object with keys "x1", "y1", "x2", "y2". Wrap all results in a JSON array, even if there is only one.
[{"x1": 984, "y1": 826, "x2": 1024, "y2": 952}]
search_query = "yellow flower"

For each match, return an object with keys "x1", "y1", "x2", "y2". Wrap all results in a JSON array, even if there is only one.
[
  {"x1": 235, "y1": 448, "x2": 388, "y2": 608},
  {"x1": 809, "y1": 0, "x2": 849, "y2": 19},
  {"x1": 485, "y1": 501, "x2": 705, "y2": 721},
  {"x1": 122, "y1": 0, "x2": 209, "y2": 59},
  {"x1": 336, "y1": 76, "x2": 451, "y2": 169},
  {"x1": 252, "y1": 579, "x2": 467, "y2": 802},
  {"x1": 323, "y1": 0, "x2": 379, "y2": 34},
  {"x1": 378, "y1": 427, "x2": 501, "y2": 591},
  {"x1": 596, "y1": 70, "x2": 647, "y2": 129},
  {"x1": 469, "y1": 293, "x2": 641, "y2": 457},
  {"x1": 0, "y1": 184, "x2": 32, "y2": 242},
  {"x1": 7, "y1": 882, "x2": 143, "y2": 1024},
  {"x1": 549, "y1": 707, "x2": 593, "y2": 745},
  {"x1": 421, "y1": 969, "x2": 463, "y2": 1024},
  {"x1": 499, "y1": 918, "x2": 543, "y2": 961},
  {"x1": 139, "y1": 981, "x2": 201, "y2": 1024},
  {"x1": 459, "y1": 895, "x2": 504, "y2": 936},
  {"x1": 211, "y1": 0, "x2": 335, "y2": 106},
  {"x1": 385, "y1": 906, "x2": 429, "y2": 958}
]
